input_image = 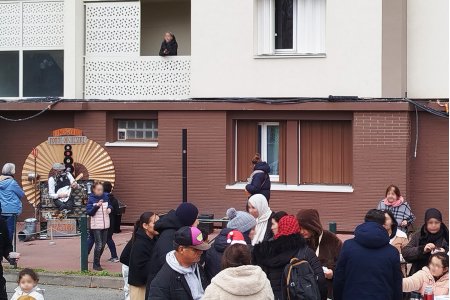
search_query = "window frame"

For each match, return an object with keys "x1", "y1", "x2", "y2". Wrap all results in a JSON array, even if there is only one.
[
  {"x1": 116, "y1": 119, "x2": 158, "y2": 142},
  {"x1": 0, "y1": 1, "x2": 64, "y2": 99},
  {"x1": 257, "y1": 122, "x2": 280, "y2": 182},
  {"x1": 256, "y1": 0, "x2": 326, "y2": 56}
]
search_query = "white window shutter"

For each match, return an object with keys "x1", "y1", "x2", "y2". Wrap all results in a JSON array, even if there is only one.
[
  {"x1": 297, "y1": 0, "x2": 326, "y2": 54},
  {"x1": 257, "y1": 0, "x2": 275, "y2": 55}
]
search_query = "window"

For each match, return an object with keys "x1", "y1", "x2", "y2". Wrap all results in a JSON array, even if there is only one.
[
  {"x1": 0, "y1": 52, "x2": 19, "y2": 97},
  {"x1": 257, "y1": 0, "x2": 326, "y2": 55},
  {"x1": 235, "y1": 121, "x2": 285, "y2": 183},
  {"x1": 23, "y1": 51, "x2": 64, "y2": 97},
  {"x1": 0, "y1": 50, "x2": 64, "y2": 98},
  {"x1": 300, "y1": 120, "x2": 352, "y2": 184},
  {"x1": 118, "y1": 120, "x2": 158, "y2": 141},
  {"x1": 258, "y1": 122, "x2": 280, "y2": 180}
]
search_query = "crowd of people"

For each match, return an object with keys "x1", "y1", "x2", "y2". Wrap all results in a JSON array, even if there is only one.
[{"x1": 0, "y1": 154, "x2": 448, "y2": 300}]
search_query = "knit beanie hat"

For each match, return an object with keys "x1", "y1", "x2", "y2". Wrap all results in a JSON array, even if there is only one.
[
  {"x1": 175, "y1": 203, "x2": 199, "y2": 226},
  {"x1": 425, "y1": 208, "x2": 443, "y2": 223},
  {"x1": 275, "y1": 215, "x2": 300, "y2": 239},
  {"x1": 226, "y1": 230, "x2": 247, "y2": 245},
  {"x1": 226, "y1": 208, "x2": 256, "y2": 233},
  {"x1": 296, "y1": 209, "x2": 323, "y2": 237}
]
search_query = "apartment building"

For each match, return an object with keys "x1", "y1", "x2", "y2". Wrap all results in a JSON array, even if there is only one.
[{"x1": 0, "y1": 0, "x2": 448, "y2": 230}]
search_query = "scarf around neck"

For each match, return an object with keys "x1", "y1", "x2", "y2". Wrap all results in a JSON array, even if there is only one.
[
  {"x1": 419, "y1": 223, "x2": 449, "y2": 246},
  {"x1": 383, "y1": 196, "x2": 405, "y2": 208}
]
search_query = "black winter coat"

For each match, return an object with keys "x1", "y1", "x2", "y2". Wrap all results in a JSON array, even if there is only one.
[
  {"x1": 108, "y1": 193, "x2": 120, "y2": 236},
  {"x1": 333, "y1": 222, "x2": 403, "y2": 300},
  {"x1": 204, "y1": 228, "x2": 232, "y2": 281},
  {"x1": 245, "y1": 162, "x2": 271, "y2": 202},
  {"x1": 0, "y1": 218, "x2": 12, "y2": 261},
  {"x1": 147, "y1": 262, "x2": 208, "y2": 300},
  {"x1": 147, "y1": 210, "x2": 185, "y2": 285},
  {"x1": 253, "y1": 233, "x2": 327, "y2": 300},
  {"x1": 159, "y1": 40, "x2": 178, "y2": 56},
  {"x1": 120, "y1": 239, "x2": 132, "y2": 266},
  {"x1": 128, "y1": 228, "x2": 156, "y2": 287}
]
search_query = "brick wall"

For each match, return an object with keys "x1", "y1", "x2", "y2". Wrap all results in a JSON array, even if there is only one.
[
  {"x1": 0, "y1": 109, "x2": 447, "y2": 232},
  {"x1": 409, "y1": 112, "x2": 449, "y2": 225}
]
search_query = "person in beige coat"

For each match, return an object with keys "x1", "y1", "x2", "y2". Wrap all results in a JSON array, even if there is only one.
[
  {"x1": 403, "y1": 252, "x2": 449, "y2": 296},
  {"x1": 383, "y1": 210, "x2": 409, "y2": 255},
  {"x1": 202, "y1": 230, "x2": 274, "y2": 300}
]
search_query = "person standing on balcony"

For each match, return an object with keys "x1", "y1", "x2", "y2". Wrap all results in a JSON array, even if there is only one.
[{"x1": 159, "y1": 32, "x2": 178, "y2": 56}]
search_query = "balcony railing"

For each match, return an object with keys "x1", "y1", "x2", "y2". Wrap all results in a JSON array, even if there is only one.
[{"x1": 84, "y1": 56, "x2": 191, "y2": 100}]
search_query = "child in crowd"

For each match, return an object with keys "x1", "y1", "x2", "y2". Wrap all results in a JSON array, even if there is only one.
[
  {"x1": 403, "y1": 252, "x2": 449, "y2": 296},
  {"x1": 11, "y1": 268, "x2": 44, "y2": 300},
  {"x1": 86, "y1": 182, "x2": 112, "y2": 271},
  {"x1": 159, "y1": 32, "x2": 178, "y2": 56}
]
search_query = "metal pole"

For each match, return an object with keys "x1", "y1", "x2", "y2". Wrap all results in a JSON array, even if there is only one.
[
  {"x1": 182, "y1": 129, "x2": 187, "y2": 203},
  {"x1": 80, "y1": 216, "x2": 88, "y2": 271},
  {"x1": 13, "y1": 214, "x2": 16, "y2": 252}
]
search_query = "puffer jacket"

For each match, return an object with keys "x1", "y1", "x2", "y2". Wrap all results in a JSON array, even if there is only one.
[
  {"x1": 253, "y1": 233, "x2": 327, "y2": 300},
  {"x1": 0, "y1": 175, "x2": 24, "y2": 214},
  {"x1": 202, "y1": 265, "x2": 274, "y2": 300},
  {"x1": 245, "y1": 162, "x2": 271, "y2": 202},
  {"x1": 403, "y1": 266, "x2": 449, "y2": 296},
  {"x1": 86, "y1": 193, "x2": 111, "y2": 230}
]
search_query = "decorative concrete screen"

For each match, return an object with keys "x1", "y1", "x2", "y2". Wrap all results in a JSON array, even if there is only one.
[
  {"x1": 84, "y1": 56, "x2": 191, "y2": 100},
  {"x1": 0, "y1": 1, "x2": 64, "y2": 49},
  {"x1": 84, "y1": 1, "x2": 190, "y2": 100},
  {"x1": 0, "y1": 2, "x2": 21, "y2": 48},
  {"x1": 23, "y1": 1, "x2": 64, "y2": 47},
  {"x1": 85, "y1": 2, "x2": 140, "y2": 55}
]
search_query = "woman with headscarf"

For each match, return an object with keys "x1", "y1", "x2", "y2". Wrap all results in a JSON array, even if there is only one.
[
  {"x1": 253, "y1": 215, "x2": 327, "y2": 300},
  {"x1": 297, "y1": 209, "x2": 342, "y2": 299},
  {"x1": 377, "y1": 184, "x2": 415, "y2": 233},
  {"x1": 403, "y1": 208, "x2": 449, "y2": 276},
  {"x1": 0, "y1": 163, "x2": 24, "y2": 241},
  {"x1": 247, "y1": 194, "x2": 273, "y2": 246}
]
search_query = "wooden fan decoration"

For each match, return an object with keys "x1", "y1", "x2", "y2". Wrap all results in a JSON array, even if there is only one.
[{"x1": 21, "y1": 139, "x2": 115, "y2": 207}]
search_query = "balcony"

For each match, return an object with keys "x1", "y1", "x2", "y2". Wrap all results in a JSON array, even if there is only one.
[
  {"x1": 84, "y1": 56, "x2": 190, "y2": 100},
  {"x1": 84, "y1": 0, "x2": 191, "y2": 100}
]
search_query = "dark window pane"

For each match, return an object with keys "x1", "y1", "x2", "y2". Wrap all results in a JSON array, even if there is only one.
[
  {"x1": 0, "y1": 51, "x2": 19, "y2": 97},
  {"x1": 23, "y1": 50, "x2": 64, "y2": 97},
  {"x1": 275, "y1": 0, "x2": 294, "y2": 49},
  {"x1": 118, "y1": 120, "x2": 126, "y2": 128}
]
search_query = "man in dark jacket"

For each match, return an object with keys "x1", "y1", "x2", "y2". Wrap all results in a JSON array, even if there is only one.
[
  {"x1": 333, "y1": 209, "x2": 403, "y2": 300},
  {"x1": 0, "y1": 202, "x2": 13, "y2": 300},
  {"x1": 148, "y1": 226, "x2": 210, "y2": 300},
  {"x1": 245, "y1": 159, "x2": 271, "y2": 202},
  {"x1": 147, "y1": 203, "x2": 199, "y2": 288}
]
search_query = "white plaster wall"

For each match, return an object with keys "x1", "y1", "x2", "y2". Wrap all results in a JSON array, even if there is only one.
[
  {"x1": 190, "y1": 0, "x2": 382, "y2": 98},
  {"x1": 407, "y1": 0, "x2": 449, "y2": 98},
  {"x1": 64, "y1": 0, "x2": 84, "y2": 99},
  {"x1": 141, "y1": 0, "x2": 191, "y2": 56}
]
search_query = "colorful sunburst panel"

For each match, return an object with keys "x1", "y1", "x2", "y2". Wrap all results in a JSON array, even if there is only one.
[{"x1": 21, "y1": 139, "x2": 116, "y2": 207}]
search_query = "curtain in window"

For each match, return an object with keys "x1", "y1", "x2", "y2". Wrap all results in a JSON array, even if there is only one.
[
  {"x1": 236, "y1": 120, "x2": 258, "y2": 182},
  {"x1": 300, "y1": 120, "x2": 352, "y2": 184}
]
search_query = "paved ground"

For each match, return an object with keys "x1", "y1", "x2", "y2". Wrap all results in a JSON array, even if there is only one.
[
  {"x1": 11, "y1": 225, "x2": 134, "y2": 273},
  {"x1": 6, "y1": 282, "x2": 124, "y2": 299},
  {"x1": 10, "y1": 223, "x2": 353, "y2": 273}
]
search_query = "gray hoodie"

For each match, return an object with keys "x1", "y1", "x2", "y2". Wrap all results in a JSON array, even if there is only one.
[{"x1": 166, "y1": 250, "x2": 204, "y2": 300}]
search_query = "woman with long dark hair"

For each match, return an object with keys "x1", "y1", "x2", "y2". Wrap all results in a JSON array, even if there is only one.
[{"x1": 128, "y1": 211, "x2": 159, "y2": 300}]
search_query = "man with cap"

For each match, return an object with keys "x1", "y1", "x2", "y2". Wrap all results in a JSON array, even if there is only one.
[
  {"x1": 48, "y1": 163, "x2": 78, "y2": 213},
  {"x1": 204, "y1": 208, "x2": 256, "y2": 280},
  {"x1": 147, "y1": 226, "x2": 210, "y2": 300},
  {"x1": 146, "y1": 203, "x2": 199, "y2": 290}
]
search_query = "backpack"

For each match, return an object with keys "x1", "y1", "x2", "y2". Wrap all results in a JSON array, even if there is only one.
[{"x1": 282, "y1": 247, "x2": 321, "y2": 300}]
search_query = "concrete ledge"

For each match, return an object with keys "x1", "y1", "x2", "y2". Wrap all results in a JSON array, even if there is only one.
[{"x1": 4, "y1": 270, "x2": 123, "y2": 289}]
